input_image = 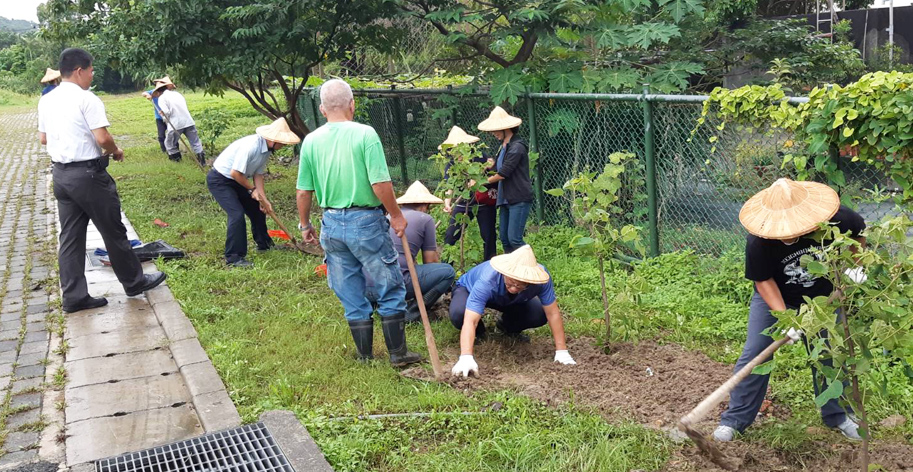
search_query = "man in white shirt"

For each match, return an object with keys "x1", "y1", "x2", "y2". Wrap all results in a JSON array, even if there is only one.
[
  {"x1": 38, "y1": 48, "x2": 166, "y2": 313},
  {"x1": 151, "y1": 80, "x2": 205, "y2": 165}
]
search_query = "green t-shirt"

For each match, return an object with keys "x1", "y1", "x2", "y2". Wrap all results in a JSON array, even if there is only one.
[{"x1": 296, "y1": 121, "x2": 391, "y2": 208}]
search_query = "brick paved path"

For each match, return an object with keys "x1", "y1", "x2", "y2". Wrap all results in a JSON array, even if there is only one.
[{"x1": 0, "y1": 111, "x2": 64, "y2": 467}]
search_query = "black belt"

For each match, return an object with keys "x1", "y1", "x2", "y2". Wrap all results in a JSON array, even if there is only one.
[
  {"x1": 53, "y1": 157, "x2": 108, "y2": 169},
  {"x1": 326, "y1": 205, "x2": 383, "y2": 211}
]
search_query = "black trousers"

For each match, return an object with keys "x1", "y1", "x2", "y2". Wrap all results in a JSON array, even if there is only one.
[
  {"x1": 206, "y1": 169, "x2": 272, "y2": 263},
  {"x1": 444, "y1": 203, "x2": 498, "y2": 261},
  {"x1": 53, "y1": 161, "x2": 145, "y2": 305},
  {"x1": 155, "y1": 119, "x2": 167, "y2": 154}
]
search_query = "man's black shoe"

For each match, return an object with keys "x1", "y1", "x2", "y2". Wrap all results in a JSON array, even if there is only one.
[
  {"x1": 125, "y1": 272, "x2": 167, "y2": 296},
  {"x1": 63, "y1": 296, "x2": 108, "y2": 314}
]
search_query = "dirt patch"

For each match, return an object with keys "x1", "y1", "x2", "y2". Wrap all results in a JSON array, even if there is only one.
[{"x1": 402, "y1": 337, "x2": 913, "y2": 471}]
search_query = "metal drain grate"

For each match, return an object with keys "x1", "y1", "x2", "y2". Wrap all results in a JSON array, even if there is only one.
[{"x1": 95, "y1": 422, "x2": 295, "y2": 472}]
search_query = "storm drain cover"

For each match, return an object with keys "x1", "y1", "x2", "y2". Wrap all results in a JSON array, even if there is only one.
[{"x1": 94, "y1": 422, "x2": 295, "y2": 472}]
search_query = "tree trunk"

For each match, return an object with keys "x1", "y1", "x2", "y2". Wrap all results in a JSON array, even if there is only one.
[
  {"x1": 841, "y1": 306, "x2": 869, "y2": 472},
  {"x1": 598, "y1": 255, "x2": 611, "y2": 353}
]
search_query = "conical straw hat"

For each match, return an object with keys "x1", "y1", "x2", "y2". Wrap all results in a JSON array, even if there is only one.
[
  {"x1": 490, "y1": 245, "x2": 550, "y2": 284},
  {"x1": 152, "y1": 78, "x2": 173, "y2": 93},
  {"x1": 397, "y1": 181, "x2": 443, "y2": 205},
  {"x1": 438, "y1": 126, "x2": 480, "y2": 150},
  {"x1": 40, "y1": 68, "x2": 60, "y2": 83},
  {"x1": 153, "y1": 75, "x2": 172, "y2": 84},
  {"x1": 478, "y1": 106, "x2": 522, "y2": 131},
  {"x1": 256, "y1": 117, "x2": 301, "y2": 145},
  {"x1": 739, "y1": 178, "x2": 840, "y2": 240}
]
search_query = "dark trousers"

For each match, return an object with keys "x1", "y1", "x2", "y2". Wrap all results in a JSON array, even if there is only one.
[
  {"x1": 448, "y1": 285, "x2": 547, "y2": 335},
  {"x1": 206, "y1": 169, "x2": 272, "y2": 263},
  {"x1": 720, "y1": 291, "x2": 851, "y2": 431},
  {"x1": 53, "y1": 161, "x2": 145, "y2": 305},
  {"x1": 499, "y1": 201, "x2": 531, "y2": 253},
  {"x1": 155, "y1": 119, "x2": 167, "y2": 154},
  {"x1": 444, "y1": 203, "x2": 497, "y2": 261}
]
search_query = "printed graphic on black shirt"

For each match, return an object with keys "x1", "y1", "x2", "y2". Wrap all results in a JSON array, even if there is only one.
[{"x1": 782, "y1": 247, "x2": 822, "y2": 288}]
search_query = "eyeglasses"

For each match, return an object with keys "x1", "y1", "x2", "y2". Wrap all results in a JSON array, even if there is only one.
[{"x1": 504, "y1": 278, "x2": 528, "y2": 292}]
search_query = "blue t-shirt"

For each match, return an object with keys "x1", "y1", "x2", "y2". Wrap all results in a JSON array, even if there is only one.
[
  {"x1": 146, "y1": 89, "x2": 162, "y2": 120},
  {"x1": 41, "y1": 84, "x2": 57, "y2": 96},
  {"x1": 456, "y1": 261, "x2": 556, "y2": 314}
]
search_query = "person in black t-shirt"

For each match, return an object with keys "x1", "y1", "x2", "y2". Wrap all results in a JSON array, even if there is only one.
[{"x1": 714, "y1": 178, "x2": 866, "y2": 443}]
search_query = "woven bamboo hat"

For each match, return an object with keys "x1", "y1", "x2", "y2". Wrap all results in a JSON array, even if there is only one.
[
  {"x1": 739, "y1": 178, "x2": 840, "y2": 240},
  {"x1": 478, "y1": 106, "x2": 522, "y2": 131},
  {"x1": 490, "y1": 245, "x2": 550, "y2": 284},
  {"x1": 256, "y1": 117, "x2": 301, "y2": 145},
  {"x1": 40, "y1": 68, "x2": 60, "y2": 83},
  {"x1": 152, "y1": 77, "x2": 175, "y2": 93},
  {"x1": 439, "y1": 126, "x2": 480, "y2": 150},
  {"x1": 397, "y1": 181, "x2": 443, "y2": 205}
]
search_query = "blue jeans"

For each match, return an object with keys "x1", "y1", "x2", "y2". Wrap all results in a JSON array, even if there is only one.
[
  {"x1": 366, "y1": 263, "x2": 455, "y2": 320},
  {"x1": 448, "y1": 285, "x2": 548, "y2": 335},
  {"x1": 720, "y1": 291, "x2": 851, "y2": 431},
  {"x1": 499, "y1": 201, "x2": 531, "y2": 253},
  {"x1": 321, "y1": 208, "x2": 407, "y2": 321}
]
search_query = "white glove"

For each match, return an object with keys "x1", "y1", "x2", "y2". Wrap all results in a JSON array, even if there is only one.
[
  {"x1": 845, "y1": 267, "x2": 867, "y2": 284},
  {"x1": 451, "y1": 355, "x2": 479, "y2": 377},
  {"x1": 554, "y1": 350, "x2": 577, "y2": 365},
  {"x1": 784, "y1": 327, "x2": 804, "y2": 345}
]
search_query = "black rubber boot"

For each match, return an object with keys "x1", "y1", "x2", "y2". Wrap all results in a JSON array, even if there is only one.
[
  {"x1": 381, "y1": 313, "x2": 422, "y2": 366},
  {"x1": 405, "y1": 287, "x2": 444, "y2": 323},
  {"x1": 196, "y1": 151, "x2": 206, "y2": 166},
  {"x1": 168, "y1": 152, "x2": 182, "y2": 162},
  {"x1": 348, "y1": 319, "x2": 374, "y2": 361}
]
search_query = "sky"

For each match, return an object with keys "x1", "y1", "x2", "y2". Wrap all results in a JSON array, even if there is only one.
[{"x1": 0, "y1": 0, "x2": 47, "y2": 23}]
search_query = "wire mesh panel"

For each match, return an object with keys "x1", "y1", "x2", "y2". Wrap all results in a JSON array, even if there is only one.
[
  {"x1": 94, "y1": 423, "x2": 293, "y2": 472},
  {"x1": 298, "y1": 88, "x2": 899, "y2": 256}
]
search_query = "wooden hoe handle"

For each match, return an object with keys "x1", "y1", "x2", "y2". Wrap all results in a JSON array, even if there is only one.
[{"x1": 400, "y1": 234, "x2": 444, "y2": 379}]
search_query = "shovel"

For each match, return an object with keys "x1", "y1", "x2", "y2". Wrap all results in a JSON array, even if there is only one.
[
  {"x1": 399, "y1": 233, "x2": 444, "y2": 379},
  {"x1": 677, "y1": 336, "x2": 790, "y2": 470},
  {"x1": 264, "y1": 208, "x2": 324, "y2": 257}
]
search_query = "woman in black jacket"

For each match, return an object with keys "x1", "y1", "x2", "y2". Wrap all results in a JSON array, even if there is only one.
[{"x1": 478, "y1": 107, "x2": 533, "y2": 253}]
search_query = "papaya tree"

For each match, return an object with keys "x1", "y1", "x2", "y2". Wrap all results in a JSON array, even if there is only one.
[{"x1": 547, "y1": 152, "x2": 644, "y2": 352}]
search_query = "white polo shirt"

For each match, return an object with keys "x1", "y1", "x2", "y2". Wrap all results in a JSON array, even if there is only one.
[
  {"x1": 157, "y1": 89, "x2": 195, "y2": 130},
  {"x1": 37, "y1": 82, "x2": 109, "y2": 164}
]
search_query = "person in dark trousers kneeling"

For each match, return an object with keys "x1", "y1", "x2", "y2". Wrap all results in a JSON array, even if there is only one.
[
  {"x1": 714, "y1": 178, "x2": 865, "y2": 443},
  {"x1": 38, "y1": 48, "x2": 166, "y2": 313},
  {"x1": 449, "y1": 245, "x2": 576, "y2": 377},
  {"x1": 207, "y1": 117, "x2": 300, "y2": 268}
]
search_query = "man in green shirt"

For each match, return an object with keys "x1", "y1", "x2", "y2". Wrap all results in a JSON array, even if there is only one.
[{"x1": 296, "y1": 79, "x2": 422, "y2": 367}]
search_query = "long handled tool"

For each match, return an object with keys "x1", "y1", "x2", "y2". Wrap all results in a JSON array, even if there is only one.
[
  {"x1": 265, "y1": 208, "x2": 323, "y2": 257},
  {"x1": 152, "y1": 101, "x2": 205, "y2": 172},
  {"x1": 399, "y1": 233, "x2": 444, "y2": 379},
  {"x1": 678, "y1": 336, "x2": 791, "y2": 470}
]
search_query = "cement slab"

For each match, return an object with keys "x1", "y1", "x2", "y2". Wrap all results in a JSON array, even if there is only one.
[
  {"x1": 192, "y1": 389, "x2": 241, "y2": 432},
  {"x1": 66, "y1": 373, "x2": 191, "y2": 423},
  {"x1": 65, "y1": 404, "x2": 203, "y2": 465},
  {"x1": 67, "y1": 327, "x2": 167, "y2": 361},
  {"x1": 65, "y1": 349, "x2": 177, "y2": 388},
  {"x1": 179, "y1": 362, "x2": 225, "y2": 397},
  {"x1": 65, "y1": 309, "x2": 159, "y2": 339},
  {"x1": 260, "y1": 410, "x2": 334, "y2": 472}
]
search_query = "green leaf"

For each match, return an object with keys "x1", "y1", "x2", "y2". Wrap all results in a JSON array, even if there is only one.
[
  {"x1": 752, "y1": 359, "x2": 776, "y2": 375},
  {"x1": 593, "y1": 26, "x2": 628, "y2": 49},
  {"x1": 489, "y1": 67, "x2": 526, "y2": 105},
  {"x1": 597, "y1": 67, "x2": 640, "y2": 92},
  {"x1": 611, "y1": 0, "x2": 652, "y2": 10},
  {"x1": 509, "y1": 8, "x2": 550, "y2": 22},
  {"x1": 805, "y1": 260, "x2": 828, "y2": 276},
  {"x1": 814, "y1": 379, "x2": 843, "y2": 408},
  {"x1": 546, "y1": 109, "x2": 580, "y2": 136},
  {"x1": 545, "y1": 188, "x2": 565, "y2": 197},
  {"x1": 573, "y1": 236, "x2": 596, "y2": 248},
  {"x1": 547, "y1": 66, "x2": 585, "y2": 93},
  {"x1": 657, "y1": 0, "x2": 705, "y2": 22},
  {"x1": 626, "y1": 23, "x2": 680, "y2": 49},
  {"x1": 647, "y1": 61, "x2": 704, "y2": 92}
]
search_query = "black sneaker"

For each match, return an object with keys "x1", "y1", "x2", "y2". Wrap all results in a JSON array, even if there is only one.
[
  {"x1": 125, "y1": 272, "x2": 168, "y2": 296},
  {"x1": 228, "y1": 258, "x2": 254, "y2": 268},
  {"x1": 62, "y1": 296, "x2": 108, "y2": 314}
]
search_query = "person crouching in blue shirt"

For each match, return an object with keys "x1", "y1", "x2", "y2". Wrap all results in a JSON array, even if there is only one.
[
  {"x1": 450, "y1": 244, "x2": 577, "y2": 377},
  {"x1": 207, "y1": 117, "x2": 300, "y2": 268}
]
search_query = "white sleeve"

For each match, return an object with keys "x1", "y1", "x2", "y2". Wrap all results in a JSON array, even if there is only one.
[
  {"x1": 83, "y1": 94, "x2": 111, "y2": 130},
  {"x1": 158, "y1": 93, "x2": 171, "y2": 116},
  {"x1": 37, "y1": 97, "x2": 46, "y2": 133}
]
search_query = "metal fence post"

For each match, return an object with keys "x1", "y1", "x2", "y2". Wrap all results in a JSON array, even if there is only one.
[
  {"x1": 448, "y1": 85, "x2": 458, "y2": 127},
  {"x1": 391, "y1": 87, "x2": 409, "y2": 185},
  {"x1": 525, "y1": 89, "x2": 544, "y2": 223},
  {"x1": 642, "y1": 84, "x2": 660, "y2": 257}
]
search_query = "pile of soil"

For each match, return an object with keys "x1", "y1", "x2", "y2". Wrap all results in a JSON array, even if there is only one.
[{"x1": 403, "y1": 337, "x2": 913, "y2": 471}]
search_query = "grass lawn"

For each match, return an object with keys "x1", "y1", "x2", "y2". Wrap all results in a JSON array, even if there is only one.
[{"x1": 53, "y1": 90, "x2": 912, "y2": 471}]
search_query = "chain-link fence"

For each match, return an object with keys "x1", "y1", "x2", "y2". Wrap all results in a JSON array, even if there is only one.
[{"x1": 298, "y1": 88, "x2": 899, "y2": 256}]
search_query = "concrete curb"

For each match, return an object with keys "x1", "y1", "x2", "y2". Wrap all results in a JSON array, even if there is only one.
[
  {"x1": 146, "y1": 285, "x2": 242, "y2": 432},
  {"x1": 260, "y1": 410, "x2": 334, "y2": 472}
]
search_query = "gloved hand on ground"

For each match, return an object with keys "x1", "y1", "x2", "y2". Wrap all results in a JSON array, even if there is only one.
[
  {"x1": 452, "y1": 355, "x2": 479, "y2": 377},
  {"x1": 554, "y1": 350, "x2": 577, "y2": 365}
]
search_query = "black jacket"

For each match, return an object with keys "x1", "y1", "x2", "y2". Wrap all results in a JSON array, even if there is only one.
[{"x1": 496, "y1": 135, "x2": 533, "y2": 204}]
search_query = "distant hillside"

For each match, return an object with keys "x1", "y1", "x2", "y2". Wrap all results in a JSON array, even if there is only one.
[{"x1": 0, "y1": 17, "x2": 37, "y2": 33}]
